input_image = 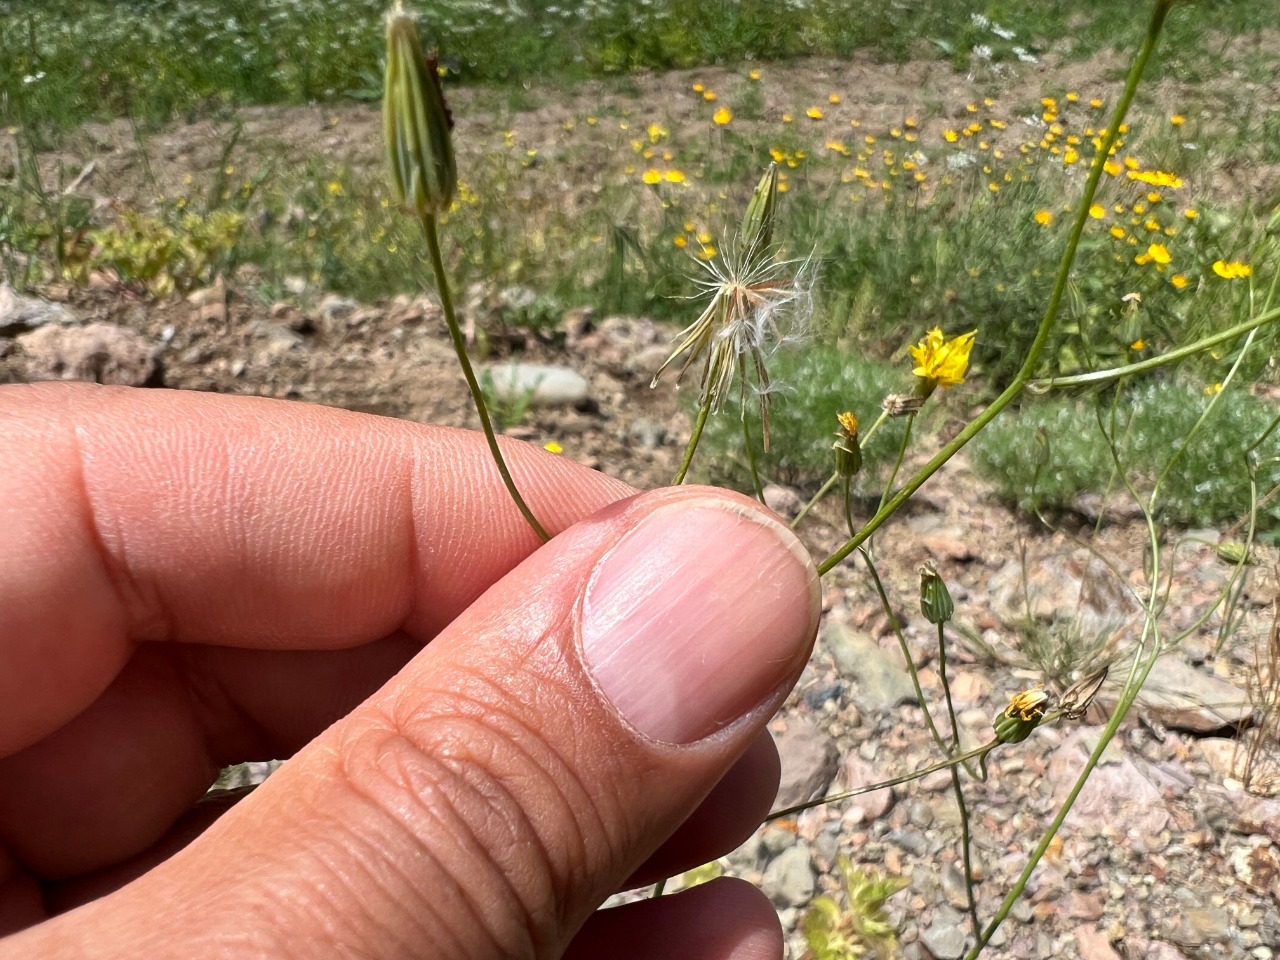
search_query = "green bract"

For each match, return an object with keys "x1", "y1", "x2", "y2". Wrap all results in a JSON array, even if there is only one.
[{"x1": 383, "y1": 5, "x2": 456, "y2": 217}]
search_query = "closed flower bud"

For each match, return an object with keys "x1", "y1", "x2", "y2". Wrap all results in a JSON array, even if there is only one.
[
  {"x1": 384, "y1": 3, "x2": 456, "y2": 217},
  {"x1": 738, "y1": 162, "x2": 779, "y2": 256},
  {"x1": 833, "y1": 411, "x2": 862, "y2": 479},
  {"x1": 993, "y1": 686, "x2": 1049, "y2": 744},
  {"x1": 918, "y1": 561, "x2": 954, "y2": 624}
]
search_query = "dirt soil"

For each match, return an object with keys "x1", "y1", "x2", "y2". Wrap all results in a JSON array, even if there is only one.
[{"x1": 7, "y1": 47, "x2": 1280, "y2": 960}]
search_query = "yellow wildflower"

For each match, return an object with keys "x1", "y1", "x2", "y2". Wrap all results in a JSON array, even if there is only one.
[
  {"x1": 748, "y1": 69, "x2": 762, "y2": 81},
  {"x1": 806, "y1": 106, "x2": 824, "y2": 120},
  {"x1": 664, "y1": 170, "x2": 686, "y2": 183},
  {"x1": 1170, "y1": 274, "x2": 1189, "y2": 289},
  {"x1": 1170, "y1": 113, "x2": 1185, "y2": 126},
  {"x1": 1034, "y1": 210, "x2": 1053, "y2": 226},
  {"x1": 944, "y1": 129, "x2": 959, "y2": 143},
  {"x1": 1146, "y1": 243, "x2": 1171, "y2": 265},
  {"x1": 543, "y1": 441, "x2": 564, "y2": 454},
  {"x1": 1089, "y1": 204, "x2": 1106, "y2": 219},
  {"x1": 642, "y1": 169, "x2": 661, "y2": 185},
  {"x1": 1213, "y1": 260, "x2": 1252, "y2": 279},
  {"x1": 909, "y1": 328, "x2": 977, "y2": 390},
  {"x1": 713, "y1": 107, "x2": 732, "y2": 125}
]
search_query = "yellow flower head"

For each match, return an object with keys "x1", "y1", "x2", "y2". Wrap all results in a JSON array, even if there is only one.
[
  {"x1": 1034, "y1": 209, "x2": 1053, "y2": 226},
  {"x1": 806, "y1": 106, "x2": 824, "y2": 120},
  {"x1": 1213, "y1": 260, "x2": 1252, "y2": 280},
  {"x1": 909, "y1": 328, "x2": 977, "y2": 390},
  {"x1": 712, "y1": 106, "x2": 732, "y2": 125},
  {"x1": 1146, "y1": 243, "x2": 1171, "y2": 265}
]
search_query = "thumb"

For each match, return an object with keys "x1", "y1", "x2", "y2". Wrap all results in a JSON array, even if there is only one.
[{"x1": 16, "y1": 486, "x2": 820, "y2": 959}]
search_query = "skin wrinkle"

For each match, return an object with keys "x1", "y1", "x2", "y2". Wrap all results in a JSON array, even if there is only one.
[
  {"x1": 385, "y1": 699, "x2": 571, "y2": 951},
  {"x1": 69, "y1": 421, "x2": 161, "y2": 648},
  {"x1": 343, "y1": 724, "x2": 533, "y2": 960}
]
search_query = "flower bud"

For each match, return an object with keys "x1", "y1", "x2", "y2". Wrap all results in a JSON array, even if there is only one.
[
  {"x1": 384, "y1": 3, "x2": 456, "y2": 217},
  {"x1": 918, "y1": 560, "x2": 953, "y2": 625},
  {"x1": 833, "y1": 411, "x2": 862, "y2": 479},
  {"x1": 738, "y1": 162, "x2": 779, "y2": 256},
  {"x1": 993, "y1": 686, "x2": 1049, "y2": 744}
]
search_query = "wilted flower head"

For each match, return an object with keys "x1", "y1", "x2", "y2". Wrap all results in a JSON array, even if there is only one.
[
  {"x1": 992, "y1": 685, "x2": 1049, "y2": 744},
  {"x1": 651, "y1": 167, "x2": 815, "y2": 450}
]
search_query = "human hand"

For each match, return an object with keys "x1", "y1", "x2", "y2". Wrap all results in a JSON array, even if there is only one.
[{"x1": 0, "y1": 383, "x2": 820, "y2": 960}]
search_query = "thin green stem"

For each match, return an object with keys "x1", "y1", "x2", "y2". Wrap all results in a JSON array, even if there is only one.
[
  {"x1": 877, "y1": 412, "x2": 915, "y2": 516},
  {"x1": 937, "y1": 620, "x2": 980, "y2": 938},
  {"x1": 767, "y1": 738, "x2": 1000, "y2": 822},
  {"x1": 740, "y1": 356, "x2": 766, "y2": 503},
  {"x1": 1026, "y1": 304, "x2": 1280, "y2": 392},
  {"x1": 952, "y1": 763, "x2": 980, "y2": 940},
  {"x1": 674, "y1": 401, "x2": 711, "y2": 484},
  {"x1": 817, "y1": 0, "x2": 1167, "y2": 579},
  {"x1": 859, "y1": 548, "x2": 949, "y2": 751},
  {"x1": 419, "y1": 214, "x2": 550, "y2": 542},
  {"x1": 792, "y1": 471, "x2": 838, "y2": 529}
]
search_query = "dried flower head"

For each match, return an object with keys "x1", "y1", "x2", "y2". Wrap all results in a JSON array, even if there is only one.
[
  {"x1": 993, "y1": 684, "x2": 1049, "y2": 744},
  {"x1": 651, "y1": 167, "x2": 814, "y2": 450}
]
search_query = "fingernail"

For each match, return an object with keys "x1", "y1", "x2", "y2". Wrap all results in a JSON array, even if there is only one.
[{"x1": 580, "y1": 498, "x2": 819, "y2": 744}]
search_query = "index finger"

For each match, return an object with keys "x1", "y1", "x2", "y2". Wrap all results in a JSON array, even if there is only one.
[{"x1": 0, "y1": 382, "x2": 634, "y2": 756}]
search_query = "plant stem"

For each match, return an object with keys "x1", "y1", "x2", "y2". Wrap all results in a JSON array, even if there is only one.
[
  {"x1": 674, "y1": 400, "x2": 711, "y2": 484},
  {"x1": 817, "y1": 0, "x2": 1167, "y2": 578},
  {"x1": 1026, "y1": 305, "x2": 1280, "y2": 392},
  {"x1": 419, "y1": 214, "x2": 550, "y2": 542},
  {"x1": 792, "y1": 471, "x2": 838, "y2": 528}
]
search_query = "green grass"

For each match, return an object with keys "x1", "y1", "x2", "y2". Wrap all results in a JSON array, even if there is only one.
[
  {"x1": 971, "y1": 378, "x2": 1280, "y2": 533},
  {"x1": 2, "y1": 0, "x2": 1276, "y2": 137}
]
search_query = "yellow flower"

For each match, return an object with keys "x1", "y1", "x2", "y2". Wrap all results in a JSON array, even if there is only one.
[
  {"x1": 1205, "y1": 382, "x2": 1223, "y2": 395},
  {"x1": 713, "y1": 107, "x2": 732, "y2": 125},
  {"x1": 1034, "y1": 209, "x2": 1053, "y2": 226},
  {"x1": 1213, "y1": 260, "x2": 1252, "y2": 279},
  {"x1": 825, "y1": 140, "x2": 850, "y2": 156},
  {"x1": 692, "y1": 82, "x2": 704, "y2": 92},
  {"x1": 1103, "y1": 160, "x2": 1122, "y2": 176},
  {"x1": 1128, "y1": 169, "x2": 1183, "y2": 188},
  {"x1": 647, "y1": 122, "x2": 668, "y2": 142},
  {"x1": 1131, "y1": 339, "x2": 1145, "y2": 350},
  {"x1": 543, "y1": 441, "x2": 564, "y2": 454},
  {"x1": 806, "y1": 106, "x2": 824, "y2": 120},
  {"x1": 1170, "y1": 273, "x2": 1189, "y2": 289},
  {"x1": 1170, "y1": 113, "x2": 1185, "y2": 126},
  {"x1": 1089, "y1": 97, "x2": 1104, "y2": 108},
  {"x1": 703, "y1": 90, "x2": 717, "y2": 102},
  {"x1": 1089, "y1": 203, "x2": 1105, "y2": 219},
  {"x1": 1184, "y1": 208, "x2": 1199, "y2": 219},
  {"x1": 909, "y1": 328, "x2": 977, "y2": 390},
  {"x1": 828, "y1": 93, "x2": 841, "y2": 104},
  {"x1": 944, "y1": 129, "x2": 959, "y2": 142},
  {"x1": 642, "y1": 169, "x2": 661, "y2": 185},
  {"x1": 1146, "y1": 243, "x2": 1171, "y2": 264},
  {"x1": 664, "y1": 169, "x2": 686, "y2": 183},
  {"x1": 748, "y1": 69, "x2": 762, "y2": 81},
  {"x1": 673, "y1": 235, "x2": 687, "y2": 248},
  {"x1": 781, "y1": 113, "x2": 793, "y2": 123}
]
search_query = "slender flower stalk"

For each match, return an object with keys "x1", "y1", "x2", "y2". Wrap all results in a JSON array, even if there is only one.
[{"x1": 383, "y1": 4, "x2": 548, "y2": 541}]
